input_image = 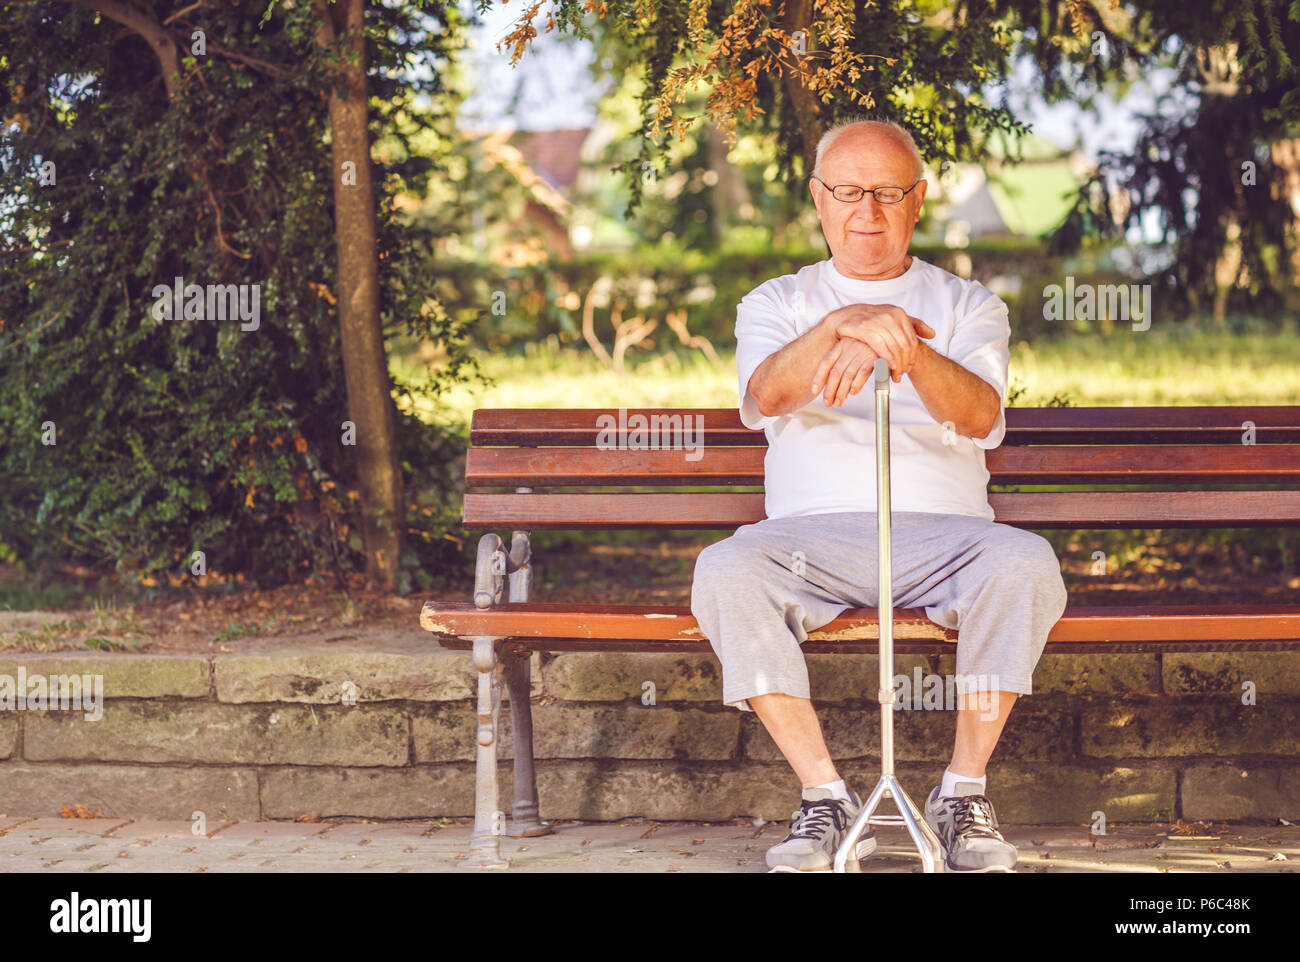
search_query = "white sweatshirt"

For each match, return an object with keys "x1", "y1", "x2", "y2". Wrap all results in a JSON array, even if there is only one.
[{"x1": 735, "y1": 256, "x2": 1011, "y2": 522}]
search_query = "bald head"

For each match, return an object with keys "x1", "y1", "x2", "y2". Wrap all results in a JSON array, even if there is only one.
[
  {"x1": 808, "y1": 118, "x2": 927, "y2": 281},
  {"x1": 813, "y1": 119, "x2": 924, "y2": 182}
]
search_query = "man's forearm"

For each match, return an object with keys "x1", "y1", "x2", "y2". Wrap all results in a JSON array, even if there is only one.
[
  {"x1": 746, "y1": 317, "x2": 839, "y2": 417},
  {"x1": 909, "y1": 341, "x2": 1001, "y2": 438},
  {"x1": 748, "y1": 312, "x2": 1001, "y2": 434}
]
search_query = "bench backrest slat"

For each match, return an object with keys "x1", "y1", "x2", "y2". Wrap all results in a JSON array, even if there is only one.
[
  {"x1": 463, "y1": 490, "x2": 1300, "y2": 529},
  {"x1": 471, "y1": 406, "x2": 1300, "y2": 447},
  {"x1": 466, "y1": 445, "x2": 1300, "y2": 487}
]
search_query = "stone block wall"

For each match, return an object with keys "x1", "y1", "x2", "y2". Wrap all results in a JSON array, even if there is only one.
[{"x1": 0, "y1": 648, "x2": 1296, "y2": 823}]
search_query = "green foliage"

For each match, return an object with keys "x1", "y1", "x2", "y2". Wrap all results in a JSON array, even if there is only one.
[
  {"x1": 432, "y1": 241, "x2": 825, "y2": 355},
  {"x1": 1006, "y1": 377, "x2": 1071, "y2": 408},
  {"x1": 514, "y1": 0, "x2": 1300, "y2": 312},
  {"x1": 1010, "y1": 0, "x2": 1300, "y2": 309},
  {"x1": 437, "y1": 235, "x2": 1148, "y2": 357},
  {"x1": 531, "y1": 0, "x2": 1032, "y2": 214},
  {"x1": 0, "y1": 1, "x2": 476, "y2": 587}
]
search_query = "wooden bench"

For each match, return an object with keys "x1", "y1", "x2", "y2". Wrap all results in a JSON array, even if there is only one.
[{"x1": 421, "y1": 405, "x2": 1300, "y2": 867}]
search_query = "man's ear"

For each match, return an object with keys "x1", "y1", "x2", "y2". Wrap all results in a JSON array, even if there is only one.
[{"x1": 913, "y1": 178, "x2": 928, "y2": 221}]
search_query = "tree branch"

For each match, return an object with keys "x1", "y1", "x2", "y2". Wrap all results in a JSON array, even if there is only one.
[
  {"x1": 66, "y1": 0, "x2": 184, "y2": 99},
  {"x1": 164, "y1": 2, "x2": 204, "y2": 26},
  {"x1": 203, "y1": 40, "x2": 292, "y2": 79}
]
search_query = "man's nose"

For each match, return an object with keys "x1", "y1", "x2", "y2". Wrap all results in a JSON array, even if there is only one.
[{"x1": 850, "y1": 194, "x2": 886, "y2": 222}]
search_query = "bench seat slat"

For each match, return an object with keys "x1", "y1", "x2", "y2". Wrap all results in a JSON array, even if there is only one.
[
  {"x1": 466, "y1": 445, "x2": 1300, "y2": 486},
  {"x1": 421, "y1": 601, "x2": 1300, "y2": 652},
  {"x1": 463, "y1": 490, "x2": 1300, "y2": 528},
  {"x1": 471, "y1": 407, "x2": 1300, "y2": 447}
]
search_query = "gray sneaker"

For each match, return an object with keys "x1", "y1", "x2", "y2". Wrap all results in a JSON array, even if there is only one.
[
  {"x1": 766, "y1": 788, "x2": 876, "y2": 873},
  {"x1": 923, "y1": 782, "x2": 1017, "y2": 873}
]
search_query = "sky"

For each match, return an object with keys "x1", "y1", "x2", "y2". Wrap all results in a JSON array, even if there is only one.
[{"x1": 457, "y1": 1, "x2": 602, "y2": 131}]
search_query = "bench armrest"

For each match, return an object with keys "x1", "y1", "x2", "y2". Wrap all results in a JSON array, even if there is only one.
[{"x1": 474, "y1": 531, "x2": 531, "y2": 609}]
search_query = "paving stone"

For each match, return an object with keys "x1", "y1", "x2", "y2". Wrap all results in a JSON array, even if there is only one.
[
  {"x1": 1182, "y1": 763, "x2": 1300, "y2": 821},
  {"x1": 105, "y1": 820, "x2": 217, "y2": 839},
  {"x1": 1091, "y1": 831, "x2": 1167, "y2": 851},
  {"x1": 214, "y1": 649, "x2": 539, "y2": 704},
  {"x1": 1164, "y1": 652, "x2": 1300, "y2": 695},
  {"x1": 210, "y1": 821, "x2": 335, "y2": 839},
  {"x1": 1081, "y1": 700, "x2": 1300, "y2": 757},
  {"x1": 0, "y1": 654, "x2": 210, "y2": 698},
  {"x1": 975, "y1": 763, "x2": 1177, "y2": 824},
  {"x1": 24, "y1": 701, "x2": 409, "y2": 766},
  {"x1": 15, "y1": 814, "x2": 1272, "y2": 872},
  {"x1": 318, "y1": 821, "x2": 436, "y2": 839},
  {"x1": 413, "y1": 702, "x2": 741, "y2": 762},
  {"x1": 0, "y1": 715, "x2": 15, "y2": 760},
  {"x1": 1032, "y1": 653, "x2": 1162, "y2": 695},
  {"x1": 4, "y1": 817, "x2": 130, "y2": 836},
  {"x1": 740, "y1": 700, "x2": 1070, "y2": 764},
  {"x1": 0, "y1": 762, "x2": 260, "y2": 820},
  {"x1": 543, "y1": 653, "x2": 724, "y2": 702},
  {"x1": 260, "y1": 765, "x2": 476, "y2": 820}
]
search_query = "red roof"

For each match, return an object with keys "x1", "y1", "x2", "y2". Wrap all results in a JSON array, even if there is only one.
[{"x1": 512, "y1": 128, "x2": 591, "y2": 191}]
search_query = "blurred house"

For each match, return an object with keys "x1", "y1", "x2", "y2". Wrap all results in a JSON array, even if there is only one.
[
  {"x1": 465, "y1": 126, "x2": 591, "y2": 265},
  {"x1": 922, "y1": 132, "x2": 1088, "y2": 244}
]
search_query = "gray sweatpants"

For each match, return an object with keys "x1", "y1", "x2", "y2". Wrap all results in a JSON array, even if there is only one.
[{"x1": 690, "y1": 511, "x2": 1069, "y2": 710}]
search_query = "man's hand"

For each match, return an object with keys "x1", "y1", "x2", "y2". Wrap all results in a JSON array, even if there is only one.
[
  {"x1": 810, "y1": 338, "x2": 879, "y2": 407},
  {"x1": 825, "y1": 304, "x2": 937, "y2": 383},
  {"x1": 748, "y1": 297, "x2": 999, "y2": 437}
]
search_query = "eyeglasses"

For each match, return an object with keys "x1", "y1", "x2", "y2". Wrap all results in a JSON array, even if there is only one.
[{"x1": 812, "y1": 175, "x2": 923, "y2": 204}]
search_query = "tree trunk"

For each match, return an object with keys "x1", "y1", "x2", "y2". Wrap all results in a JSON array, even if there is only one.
[
  {"x1": 705, "y1": 121, "x2": 731, "y2": 243},
  {"x1": 1270, "y1": 137, "x2": 1300, "y2": 278},
  {"x1": 781, "y1": 0, "x2": 826, "y2": 176},
  {"x1": 314, "y1": 0, "x2": 405, "y2": 591}
]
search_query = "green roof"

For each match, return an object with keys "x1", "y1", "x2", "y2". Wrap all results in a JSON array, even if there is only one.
[{"x1": 985, "y1": 158, "x2": 1081, "y2": 237}]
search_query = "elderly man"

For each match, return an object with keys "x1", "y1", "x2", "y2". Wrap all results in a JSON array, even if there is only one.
[{"x1": 690, "y1": 119, "x2": 1068, "y2": 873}]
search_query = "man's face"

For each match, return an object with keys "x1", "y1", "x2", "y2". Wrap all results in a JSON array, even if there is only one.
[{"x1": 810, "y1": 130, "x2": 927, "y2": 281}]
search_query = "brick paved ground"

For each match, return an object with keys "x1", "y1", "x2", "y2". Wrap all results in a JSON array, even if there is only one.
[{"x1": 1, "y1": 816, "x2": 1296, "y2": 873}]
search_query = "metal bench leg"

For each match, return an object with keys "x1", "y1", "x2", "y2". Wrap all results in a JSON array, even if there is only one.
[
  {"x1": 500, "y1": 526, "x2": 551, "y2": 838},
  {"x1": 504, "y1": 651, "x2": 550, "y2": 837},
  {"x1": 463, "y1": 635, "x2": 508, "y2": 869}
]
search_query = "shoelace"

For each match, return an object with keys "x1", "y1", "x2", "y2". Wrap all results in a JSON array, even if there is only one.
[
  {"x1": 786, "y1": 798, "x2": 849, "y2": 841},
  {"x1": 949, "y1": 794, "x2": 1003, "y2": 840}
]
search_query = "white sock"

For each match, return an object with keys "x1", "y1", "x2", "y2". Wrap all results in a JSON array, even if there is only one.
[
  {"x1": 804, "y1": 778, "x2": 851, "y2": 802},
  {"x1": 941, "y1": 768, "x2": 986, "y2": 798}
]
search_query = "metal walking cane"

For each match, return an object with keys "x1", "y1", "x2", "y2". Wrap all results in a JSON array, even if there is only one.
[{"x1": 833, "y1": 357, "x2": 945, "y2": 874}]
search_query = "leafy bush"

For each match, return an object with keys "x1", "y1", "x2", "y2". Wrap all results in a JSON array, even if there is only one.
[{"x1": 0, "y1": 2, "x2": 475, "y2": 590}]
